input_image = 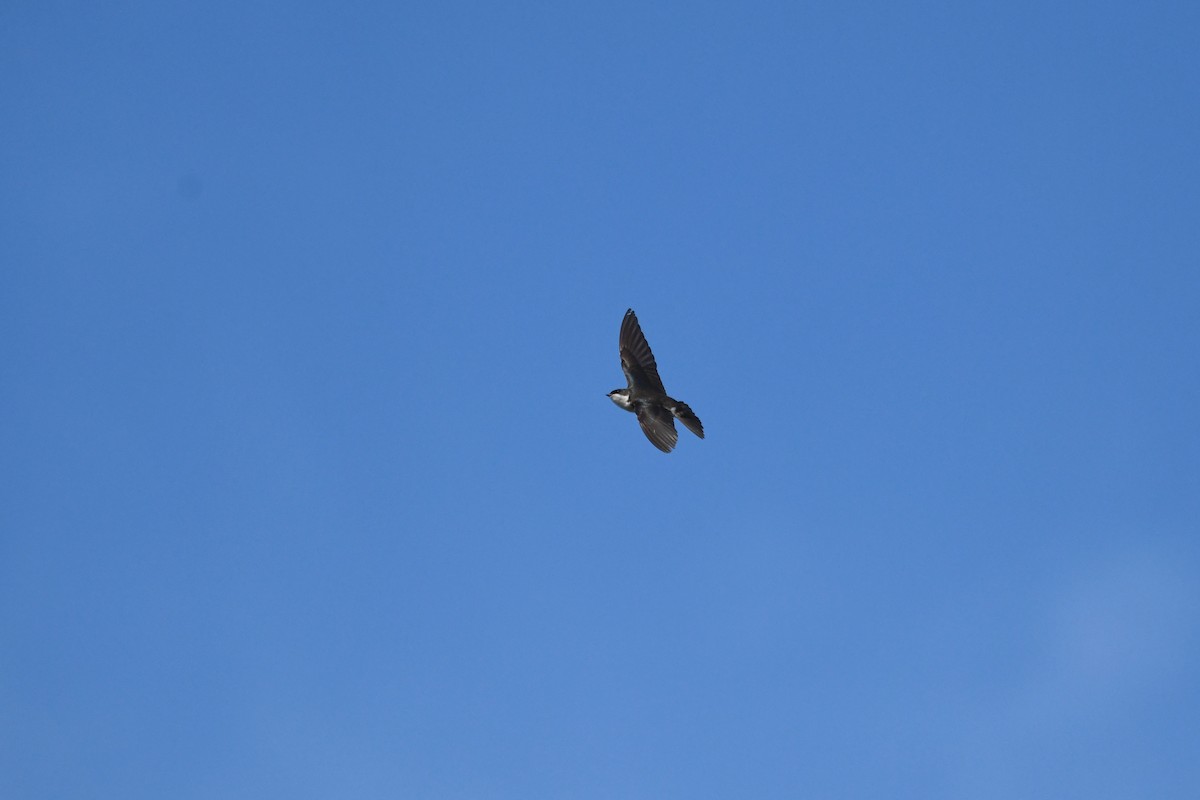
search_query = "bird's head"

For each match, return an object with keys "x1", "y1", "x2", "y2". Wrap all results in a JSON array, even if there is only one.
[{"x1": 607, "y1": 389, "x2": 632, "y2": 409}]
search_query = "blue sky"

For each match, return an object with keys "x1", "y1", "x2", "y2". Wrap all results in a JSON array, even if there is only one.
[{"x1": 2, "y1": 2, "x2": 1199, "y2": 797}]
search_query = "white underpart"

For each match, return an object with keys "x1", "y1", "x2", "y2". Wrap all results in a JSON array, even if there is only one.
[{"x1": 609, "y1": 392, "x2": 634, "y2": 410}]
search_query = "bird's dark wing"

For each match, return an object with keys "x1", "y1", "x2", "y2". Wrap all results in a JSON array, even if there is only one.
[
  {"x1": 619, "y1": 309, "x2": 666, "y2": 393},
  {"x1": 636, "y1": 404, "x2": 678, "y2": 453}
]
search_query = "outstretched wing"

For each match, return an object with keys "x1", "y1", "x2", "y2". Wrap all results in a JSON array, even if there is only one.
[
  {"x1": 619, "y1": 309, "x2": 666, "y2": 394},
  {"x1": 636, "y1": 404, "x2": 678, "y2": 453}
]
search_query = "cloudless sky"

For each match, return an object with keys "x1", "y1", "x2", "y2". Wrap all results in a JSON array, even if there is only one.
[{"x1": 3, "y1": 2, "x2": 1199, "y2": 798}]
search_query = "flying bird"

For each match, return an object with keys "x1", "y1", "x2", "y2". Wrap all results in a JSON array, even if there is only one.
[{"x1": 608, "y1": 308, "x2": 705, "y2": 453}]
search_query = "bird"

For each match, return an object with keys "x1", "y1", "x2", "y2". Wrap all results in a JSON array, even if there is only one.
[{"x1": 608, "y1": 308, "x2": 705, "y2": 453}]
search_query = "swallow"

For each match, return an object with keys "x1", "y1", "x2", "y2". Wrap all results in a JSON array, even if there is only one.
[{"x1": 608, "y1": 308, "x2": 704, "y2": 453}]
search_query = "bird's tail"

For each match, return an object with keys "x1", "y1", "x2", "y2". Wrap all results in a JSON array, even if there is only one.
[{"x1": 672, "y1": 402, "x2": 704, "y2": 439}]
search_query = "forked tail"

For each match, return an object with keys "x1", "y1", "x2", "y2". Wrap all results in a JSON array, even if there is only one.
[{"x1": 672, "y1": 402, "x2": 704, "y2": 439}]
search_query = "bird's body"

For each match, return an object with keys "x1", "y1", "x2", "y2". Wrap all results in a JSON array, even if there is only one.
[{"x1": 608, "y1": 309, "x2": 704, "y2": 453}]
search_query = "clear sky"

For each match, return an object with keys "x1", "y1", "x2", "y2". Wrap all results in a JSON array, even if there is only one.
[{"x1": 2, "y1": 2, "x2": 1198, "y2": 798}]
